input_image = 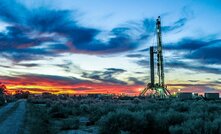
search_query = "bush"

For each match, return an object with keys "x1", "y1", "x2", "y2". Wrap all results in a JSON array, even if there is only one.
[
  {"x1": 25, "y1": 104, "x2": 50, "y2": 134},
  {"x1": 169, "y1": 125, "x2": 185, "y2": 134},
  {"x1": 0, "y1": 95, "x2": 6, "y2": 105},
  {"x1": 169, "y1": 119, "x2": 204, "y2": 134},
  {"x1": 133, "y1": 98, "x2": 141, "y2": 104},
  {"x1": 154, "y1": 110, "x2": 187, "y2": 134},
  {"x1": 61, "y1": 118, "x2": 80, "y2": 130},
  {"x1": 142, "y1": 111, "x2": 156, "y2": 133},
  {"x1": 207, "y1": 118, "x2": 221, "y2": 134},
  {"x1": 48, "y1": 103, "x2": 70, "y2": 118},
  {"x1": 24, "y1": 95, "x2": 221, "y2": 134},
  {"x1": 99, "y1": 110, "x2": 145, "y2": 134},
  {"x1": 88, "y1": 103, "x2": 115, "y2": 124},
  {"x1": 80, "y1": 104, "x2": 90, "y2": 115},
  {"x1": 171, "y1": 102, "x2": 189, "y2": 112}
]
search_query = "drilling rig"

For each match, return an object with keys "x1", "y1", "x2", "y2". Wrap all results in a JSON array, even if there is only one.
[{"x1": 140, "y1": 16, "x2": 171, "y2": 97}]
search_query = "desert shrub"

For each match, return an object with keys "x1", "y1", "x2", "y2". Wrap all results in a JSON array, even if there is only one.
[
  {"x1": 133, "y1": 97, "x2": 141, "y2": 104},
  {"x1": 141, "y1": 102, "x2": 159, "y2": 111},
  {"x1": 45, "y1": 99, "x2": 52, "y2": 107},
  {"x1": 61, "y1": 118, "x2": 80, "y2": 130},
  {"x1": 72, "y1": 107, "x2": 81, "y2": 116},
  {"x1": 207, "y1": 104, "x2": 221, "y2": 113},
  {"x1": 0, "y1": 86, "x2": 6, "y2": 105},
  {"x1": 127, "y1": 104, "x2": 142, "y2": 112},
  {"x1": 14, "y1": 90, "x2": 30, "y2": 99},
  {"x1": 71, "y1": 108, "x2": 80, "y2": 116},
  {"x1": 169, "y1": 125, "x2": 185, "y2": 134},
  {"x1": 154, "y1": 110, "x2": 187, "y2": 134},
  {"x1": 88, "y1": 105, "x2": 106, "y2": 124},
  {"x1": 22, "y1": 95, "x2": 221, "y2": 134},
  {"x1": 170, "y1": 119, "x2": 204, "y2": 134},
  {"x1": 28, "y1": 97, "x2": 48, "y2": 104},
  {"x1": 99, "y1": 109, "x2": 144, "y2": 134},
  {"x1": 86, "y1": 102, "x2": 117, "y2": 124},
  {"x1": 49, "y1": 103, "x2": 71, "y2": 118},
  {"x1": 79, "y1": 104, "x2": 90, "y2": 115},
  {"x1": 5, "y1": 95, "x2": 15, "y2": 103},
  {"x1": 171, "y1": 102, "x2": 189, "y2": 112},
  {"x1": 187, "y1": 111, "x2": 212, "y2": 122},
  {"x1": 0, "y1": 95, "x2": 5, "y2": 106},
  {"x1": 25, "y1": 104, "x2": 50, "y2": 134},
  {"x1": 142, "y1": 111, "x2": 155, "y2": 133},
  {"x1": 207, "y1": 118, "x2": 221, "y2": 134},
  {"x1": 190, "y1": 100, "x2": 208, "y2": 112},
  {"x1": 99, "y1": 110, "x2": 130, "y2": 134},
  {"x1": 169, "y1": 105, "x2": 221, "y2": 134}
]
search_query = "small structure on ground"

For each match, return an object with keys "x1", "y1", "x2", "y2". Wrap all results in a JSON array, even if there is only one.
[
  {"x1": 205, "y1": 93, "x2": 219, "y2": 100},
  {"x1": 177, "y1": 92, "x2": 192, "y2": 99}
]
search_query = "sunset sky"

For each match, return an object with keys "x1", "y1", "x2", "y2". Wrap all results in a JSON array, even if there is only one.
[{"x1": 0, "y1": 0, "x2": 221, "y2": 95}]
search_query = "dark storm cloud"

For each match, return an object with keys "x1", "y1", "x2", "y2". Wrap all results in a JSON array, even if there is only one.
[
  {"x1": 0, "y1": 48, "x2": 58, "y2": 62},
  {"x1": 106, "y1": 68, "x2": 126, "y2": 73},
  {"x1": 128, "y1": 77, "x2": 145, "y2": 85},
  {"x1": 139, "y1": 38, "x2": 212, "y2": 52},
  {"x1": 165, "y1": 38, "x2": 221, "y2": 51},
  {"x1": 70, "y1": 18, "x2": 155, "y2": 54},
  {"x1": 210, "y1": 80, "x2": 221, "y2": 85},
  {"x1": 15, "y1": 63, "x2": 40, "y2": 67},
  {"x1": 0, "y1": 1, "x2": 99, "y2": 61},
  {"x1": 82, "y1": 68, "x2": 127, "y2": 85},
  {"x1": 27, "y1": 7, "x2": 100, "y2": 45},
  {"x1": 126, "y1": 54, "x2": 145, "y2": 58},
  {"x1": 0, "y1": 25, "x2": 60, "y2": 62},
  {"x1": 26, "y1": 7, "x2": 100, "y2": 46},
  {"x1": 188, "y1": 80, "x2": 199, "y2": 83},
  {"x1": 167, "y1": 61, "x2": 221, "y2": 74},
  {"x1": 139, "y1": 48, "x2": 149, "y2": 52},
  {"x1": 136, "y1": 59, "x2": 149, "y2": 67},
  {"x1": 54, "y1": 60, "x2": 83, "y2": 73},
  {"x1": 0, "y1": 26, "x2": 53, "y2": 50},
  {"x1": 0, "y1": 64, "x2": 11, "y2": 68},
  {"x1": 162, "y1": 18, "x2": 187, "y2": 32},
  {"x1": 165, "y1": 38, "x2": 221, "y2": 64},
  {"x1": 0, "y1": 0, "x2": 27, "y2": 23},
  {"x1": 187, "y1": 43, "x2": 221, "y2": 64},
  {"x1": 0, "y1": 74, "x2": 90, "y2": 86},
  {"x1": 36, "y1": 75, "x2": 89, "y2": 84},
  {"x1": 0, "y1": 0, "x2": 156, "y2": 62}
]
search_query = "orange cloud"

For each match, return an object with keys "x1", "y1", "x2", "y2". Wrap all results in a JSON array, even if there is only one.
[
  {"x1": 1, "y1": 74, "x2": 220, "y2": 96},
  {"x1": 0, "y1": 75, "x2": 143, "y2": 95}
]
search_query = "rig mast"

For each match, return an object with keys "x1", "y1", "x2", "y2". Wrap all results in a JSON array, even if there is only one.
[
  {"x1": 156, "y1": 16, "x2": 164, "y2": 87},
  {"x1": 140, "y1": 16, "x2": 170, "y2": 97}
]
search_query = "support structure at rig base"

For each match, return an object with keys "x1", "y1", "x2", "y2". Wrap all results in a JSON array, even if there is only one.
[
  {"x1": 140, "y1": 16, "x2": 171, "y2": 97},
  {"x1": 140, "y1": 79, "x2": 171, "y2": 97}
]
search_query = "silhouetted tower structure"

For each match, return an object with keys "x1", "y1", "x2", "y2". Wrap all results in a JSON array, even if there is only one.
[
  {"x1": 140, "y1": 16, "x2": 170, "y2": 97},
  {"x1": 150, "y1": 46, "x2": 155, "y2": 87},
  {"x1": 156, "y1": 16, "x2": 164, "y2": 87}
]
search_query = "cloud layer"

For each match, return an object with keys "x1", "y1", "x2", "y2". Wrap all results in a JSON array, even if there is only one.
[
  {"x1": 0, "y1": 74, "x2": 143, "y2": 95},
  {"x1": 0, "y1": 0, "x2": 156, "y2": 63}
]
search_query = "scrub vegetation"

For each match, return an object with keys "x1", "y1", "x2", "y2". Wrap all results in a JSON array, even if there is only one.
[{"x1": 23, "y1": 93, "x2": 221, "y2": 134}]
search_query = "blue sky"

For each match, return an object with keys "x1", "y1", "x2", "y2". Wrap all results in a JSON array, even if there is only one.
[{"x1": 0, "y1": 0, "x2": 220, "y2": 94}]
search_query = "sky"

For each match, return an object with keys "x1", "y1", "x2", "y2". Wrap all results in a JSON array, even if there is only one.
[{"x1": 0, "y1": 0, "x2": 221, "y2": 95}]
